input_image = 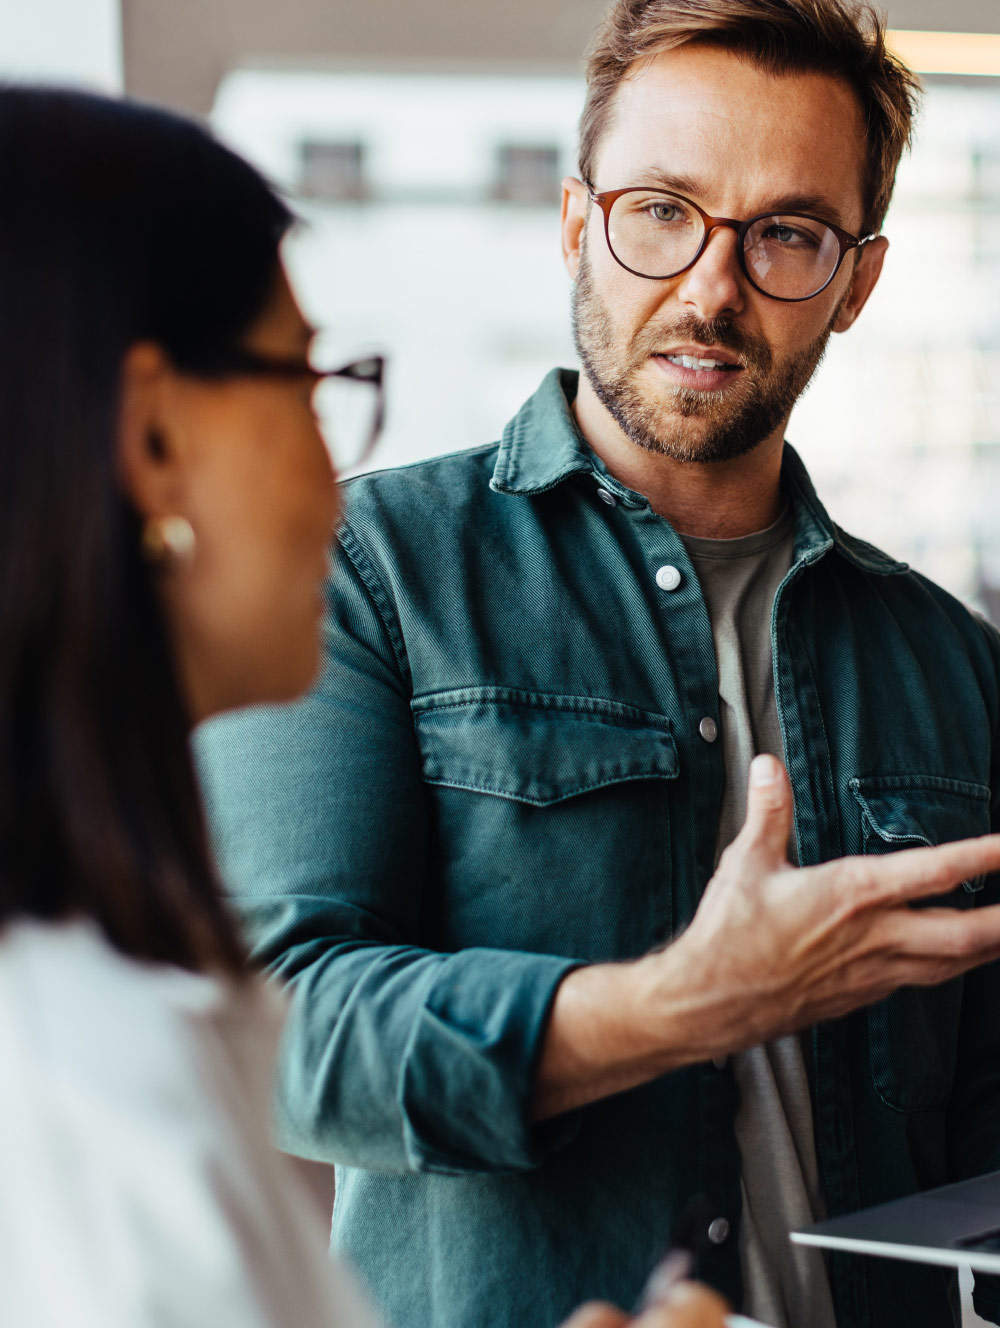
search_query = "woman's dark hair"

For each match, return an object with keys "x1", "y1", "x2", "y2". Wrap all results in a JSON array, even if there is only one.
[{"x1": 0, "y1": 87, "x2": 293, "y2": 974}]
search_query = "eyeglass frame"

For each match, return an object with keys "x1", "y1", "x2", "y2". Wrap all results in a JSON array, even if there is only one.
[
  {"x1": 196, "y1": 350, "x2": 387, "y2": 469},
  {"x1": 586, "y1": 182, "x2": 878, "y2": 303}
]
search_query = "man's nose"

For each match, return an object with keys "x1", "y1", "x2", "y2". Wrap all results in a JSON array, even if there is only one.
[{"x1": 671, "y1": 223, "x2": 746, "y2": 320}]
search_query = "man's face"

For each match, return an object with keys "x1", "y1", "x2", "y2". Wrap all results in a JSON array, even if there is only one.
[{"x1": 563, "y1": 44, "x2": 887, "y2": 464}]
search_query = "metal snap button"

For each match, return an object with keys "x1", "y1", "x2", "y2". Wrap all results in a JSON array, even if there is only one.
[
  {"x1": 655, "y1": 564, "x2": 682, "y2": 592},
  {"x1": 699, "y1": 717, "x2": 719, "y2": 743},
  {"x1": 595, "y1": 487, "x2": 617, "y2": 507},
  {"x1": 707, "y1": 1217, "x2": 730, "y2": 1245}
]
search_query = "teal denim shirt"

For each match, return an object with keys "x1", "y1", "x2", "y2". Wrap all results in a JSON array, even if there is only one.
[{"x1": 196, "y1": 369, "x2": 1000, "y2": 1328}]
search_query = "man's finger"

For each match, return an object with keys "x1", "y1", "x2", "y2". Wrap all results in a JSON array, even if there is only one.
[
  {"x1": 635, "y1": 1282, "x2": 730, "y2": 1328},
  {"x1": 848, "y1": 938, "x2": 1000, "y2": 1009},
  {"x1": 890, "y1": 902, "x2": 1000, "y2": 967},
  {"x1": 835, "y1": 835, "x2": 1000, "y2": 909},
  {"x1": 556, "y1": 1302, "x2": 629, "y2": 1328},
  {"x1": 732, "y1": 755, "x2": 794, "y2": 866}
]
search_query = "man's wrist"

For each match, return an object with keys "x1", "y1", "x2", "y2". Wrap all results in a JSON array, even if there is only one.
[
  {"x1": 533, "y1": 942, "x2": 723, "y2": 1121},
  {"x1": 633, "y1": 938, "x2": 748, "y2": 1067}
]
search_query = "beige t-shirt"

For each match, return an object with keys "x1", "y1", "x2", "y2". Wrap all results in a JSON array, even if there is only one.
[{"x1": 682, "y1": 508, "x2": 836, "y2": 1328}]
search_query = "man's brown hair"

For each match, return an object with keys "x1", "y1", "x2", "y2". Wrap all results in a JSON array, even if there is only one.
[{"x1": 580, "y1": 0, "x2": 921, "y2": 233}]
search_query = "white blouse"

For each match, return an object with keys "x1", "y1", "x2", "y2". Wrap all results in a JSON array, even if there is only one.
[{"x1": 0, "y1": 918, "x2": 381, "y2": 1328}]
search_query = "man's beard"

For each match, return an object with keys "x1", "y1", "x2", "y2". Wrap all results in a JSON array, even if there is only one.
[{"x1": 571, "y1": 245, "x2": 842, "y2": 464}]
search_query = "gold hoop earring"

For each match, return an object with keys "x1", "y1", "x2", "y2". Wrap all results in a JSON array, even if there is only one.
[{"x1": 141, "y1": 515, "x2": 196, "y2": 567}]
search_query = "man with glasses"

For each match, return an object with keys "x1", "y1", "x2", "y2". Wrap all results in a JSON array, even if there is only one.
[{"x1": 197, "y1": 4, "x2": 1000, "y2": 1328}]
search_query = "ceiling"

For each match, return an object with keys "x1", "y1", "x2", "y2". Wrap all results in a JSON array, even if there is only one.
[{"x1": 122, "y1": 0, "x2": 1000, "y2": 115}]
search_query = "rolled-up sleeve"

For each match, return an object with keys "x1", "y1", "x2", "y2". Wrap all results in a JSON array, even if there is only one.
[{"x1": 194, "y1": 529, "x2": 578, "y2": 1175}]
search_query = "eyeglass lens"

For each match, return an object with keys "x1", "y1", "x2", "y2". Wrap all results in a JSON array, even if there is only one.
[
  {"x1": 313, "y1": 371, "x2": 382, "y2": 473},
  {"x1": 606, "y1": 191, "x2": 844, "y2": 299}
]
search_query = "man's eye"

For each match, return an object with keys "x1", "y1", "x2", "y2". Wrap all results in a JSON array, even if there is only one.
[
  {"x1": 648, "y1": 203, "x2": 683, "y2": 223},
  {"x1": 762, "y1": 223, "x2": 817, "y2": 248}
]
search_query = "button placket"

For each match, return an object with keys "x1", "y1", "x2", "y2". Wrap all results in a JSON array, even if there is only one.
[{"x1": 630, "y1": 506, "x2": 723, "y2": 923}]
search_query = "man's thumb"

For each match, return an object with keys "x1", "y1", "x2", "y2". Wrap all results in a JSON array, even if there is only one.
[{"x1": 739, "y1": 754, "x2": 794, "y2": 863}]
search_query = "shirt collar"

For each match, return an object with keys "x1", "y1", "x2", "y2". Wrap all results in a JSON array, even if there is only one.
[
  {"x1": 490, "y1": 368, "x2": 594, "y2": 497},
  {"x1": 779, "y1": 442, "x2": 908, "y2": 576},
  {"x1": 491, "y1": 367, "x2": 907, "y2": 578}
]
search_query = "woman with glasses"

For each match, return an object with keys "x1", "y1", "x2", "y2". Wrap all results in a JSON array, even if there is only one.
[{"x1": 0, "y1": 86, "x2": 728, "y2": 1328}]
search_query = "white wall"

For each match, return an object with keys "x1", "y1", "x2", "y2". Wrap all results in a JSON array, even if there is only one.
[{"x1": 0, "y1": 0, "x2": 121, "y2": 90}]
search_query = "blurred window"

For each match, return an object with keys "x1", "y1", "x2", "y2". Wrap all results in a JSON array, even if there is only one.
[
  {"x1": 299, "y1": 140, "x2": 367, "y2": 201},
  {"x1": 493, "y1": 144, "x2": 560, "y2": 204}
]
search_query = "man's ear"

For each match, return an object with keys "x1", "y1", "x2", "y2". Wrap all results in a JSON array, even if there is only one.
[
  {"x1": 561, "y1": 177, "x2": 590, "y2": 280},
  {"x1": 833, "y1": 235, "x2": 888, "y2": 334},
  {"x1": 116, "y1": 342, "x2": 187, "y2": 521}
]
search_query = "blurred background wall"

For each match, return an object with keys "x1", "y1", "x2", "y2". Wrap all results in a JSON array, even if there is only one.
[{"x1": 0, "y1": 0, "x2": 121, "y2": 88}]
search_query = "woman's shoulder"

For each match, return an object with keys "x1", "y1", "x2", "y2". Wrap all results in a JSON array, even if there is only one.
[
  {"x1": 0, "y1": 916, "x2": 281, "y2": 1117},
  {"x1": 0, "y1": 919, "x2": 350, "y2": 1328}
]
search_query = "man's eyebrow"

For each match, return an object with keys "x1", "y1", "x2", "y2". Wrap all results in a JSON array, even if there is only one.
[
  {"x1": 619, "y1": 170, "x2": 850, "y2": 229},
  {"x1": 762, "y1": 192, "x2": 850, "y2": 227},
  {"x1": 625, "y1": 168, "x2": 706, "y2": 198}
]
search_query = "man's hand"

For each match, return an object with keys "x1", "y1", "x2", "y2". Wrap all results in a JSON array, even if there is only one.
[
  {"x1": 559, "y1": 1284, "x2": 729, "y2": 1328},
  {"x1": 535, "y1": 755, "x2": 1000, "y2": 1120},
  {"x1": 664, "y1": 753, "x2": 1000, "y2": 1048}
]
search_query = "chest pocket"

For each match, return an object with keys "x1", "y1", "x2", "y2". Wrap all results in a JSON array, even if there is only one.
[
  {"x1": 851, "y1": 775, "x2": 991, "y2": 1112},
  {"x1": 412, "y1": 688, "x2": 679, "y2": 959}
]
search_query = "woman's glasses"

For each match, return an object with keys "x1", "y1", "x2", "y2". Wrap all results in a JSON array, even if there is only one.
[{"x1": 205, "y1": 350, "x2": 386, "y2": 473}]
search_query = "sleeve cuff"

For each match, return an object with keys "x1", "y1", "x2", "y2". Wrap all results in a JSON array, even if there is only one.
[{"x1": 399, "y1": 947, "x2": 582, "y2": 1172}]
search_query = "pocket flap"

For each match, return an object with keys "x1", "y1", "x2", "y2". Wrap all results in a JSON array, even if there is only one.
[{"x1": 413, "y1": 688, "x2": 679, "y2": 807}]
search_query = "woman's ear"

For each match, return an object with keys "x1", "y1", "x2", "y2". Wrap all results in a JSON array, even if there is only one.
[{"x1": 116, "y1": 342, "x2": 186, "y2": 521}]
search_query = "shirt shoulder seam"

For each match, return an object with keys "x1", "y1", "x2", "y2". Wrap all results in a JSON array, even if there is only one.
[
  {"x1": 337, "y1": 523, "x2": 413, "y2": 691},
  {"x1": 341, "y1": 442, "x2": 500, "y2": 489}
]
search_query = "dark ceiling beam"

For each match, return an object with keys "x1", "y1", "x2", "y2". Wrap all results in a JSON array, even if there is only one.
[{"x1": 122, "y1": 0, "x2": 1000, "y2": 117}]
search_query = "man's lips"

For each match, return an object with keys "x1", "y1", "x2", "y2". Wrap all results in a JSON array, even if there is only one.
[
  {"x1": 658, "y1": 343, "x2": 742, "y2": 369},
  {"x1": 650, "y1": 345, "x2": 745, "y2": 390}
]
